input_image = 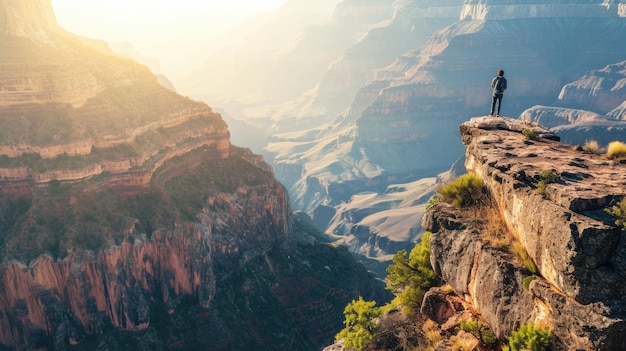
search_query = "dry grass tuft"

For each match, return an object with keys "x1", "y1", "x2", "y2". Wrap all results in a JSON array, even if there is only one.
[
  {"x1": 449, "y1": 332, "x2": 479, "y2": 351},
  {"x1": 607, "y1": 141, "x2": 626, "y2": 159},
  {"x1": 471, "y1": 198, "x2": 510, "y2": 249},
  {"x1": 513, "y1": 242, "x2": 538, "y2": 274},
  {"x1": 422, "y1": 319, "x2": 442, "y2": 350},
  {"x1": 582, "y1": 140, "x2": 600, "y2": 154}
]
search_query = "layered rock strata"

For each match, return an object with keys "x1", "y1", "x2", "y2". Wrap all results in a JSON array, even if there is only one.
[
  {"x1": 0, "y1": 1, "x2": 390, "y2": 349},
  {"x1": 0, "y1": 0, "x2": 231, "y2": 187},
  {"x1": 424, "y1": 116, "x2": 626, "y2": 350}
]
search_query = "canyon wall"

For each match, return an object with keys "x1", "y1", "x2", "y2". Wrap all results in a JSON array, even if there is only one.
[
  {"x1": 0, "y1": 1, "x2": 390, "y2": 349},
  {"x1": 424, "y1": 116, "x2": 626, "y2": 350}
]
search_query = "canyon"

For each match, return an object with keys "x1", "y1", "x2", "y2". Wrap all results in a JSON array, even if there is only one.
[
  {"x1": 0, "y1": 0, "x2": 389, "y2": 349},
  {"x1": 243, "y1": 0, "x2": 626, "y2": 263}
]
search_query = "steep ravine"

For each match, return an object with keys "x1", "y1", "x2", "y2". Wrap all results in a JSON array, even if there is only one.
[{"x1": 0, "y1": 0, "x2": 391, "y2": 349}]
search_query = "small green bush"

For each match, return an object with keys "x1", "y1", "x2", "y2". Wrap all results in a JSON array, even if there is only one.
[
  {"x1": 536, "y1": 171, "x2": 557, "y2": 196},
  {"x1": 503, "y1": 324, "x2": 551, "y2": 351},
  {"x1": 607, "y1": 141, "x2": 626, "y2": 159},
  {"x1": 540, "y1": 170, "x2": 558, "y2": 184},
  {"x1": 523, "y1": 275, "x2": 539, "y2": 290},
  {"x1": 522, "y1": 129, "x2": 537, "y2": 140},
  {"x1": 605, "y1": 200, "x2": 626, "y2": 230},
  {"x1": 386, "y1": 232, "x2": 439, "y2": 315},
  {"x1": 335, "y1": 297, "x2": 381, "y2": 351},
  {"x1": 459, "y1": 319, "x2": 498, "y2": 345},
  {"x1": 536, "y1": 181, "x2": 546, "y2": 196},
  {"x1": 437, "y1": 174, "x2": 485, "y2": 208},
  {"x1": 425, "y1": 194, "x2": 440, "y2": 210}
]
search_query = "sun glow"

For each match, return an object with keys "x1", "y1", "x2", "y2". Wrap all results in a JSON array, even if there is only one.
[{"x1": 51, "y1": 0, "x2": 286, "y2": 77}]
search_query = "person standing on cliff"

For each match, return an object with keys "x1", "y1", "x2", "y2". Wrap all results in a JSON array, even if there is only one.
[{"x1": 490, "y1": 69, "x2": 507, "y2": 117}]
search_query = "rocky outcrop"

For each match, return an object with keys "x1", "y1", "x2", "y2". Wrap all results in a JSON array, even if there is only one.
[
  {"x1": 424, "y1": 116, "x2": 626, "y2": 350},
  {"x1": 0, "y1": 0, "x2": 231, "y2": 187},
  {"x1": 520, "y1": 59, "x2": 626, "y2": 146},
  {"x1": 273, "y1": 0, "x2": 626, "y2": 248},
  {"x1": 557, "y1": 60, "x2": 626, "y2": 115},
  {"x1": 0, "y1": 0, "x2": 59, "y2": 40}
]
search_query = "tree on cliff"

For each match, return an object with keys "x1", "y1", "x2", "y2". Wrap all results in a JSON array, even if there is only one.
[
  {"x1": 385, "y1": 231, "x2": 440, "y2": 315},
  {"x1": 335, "y1": 297, "x2": 382, "y2": 351}
]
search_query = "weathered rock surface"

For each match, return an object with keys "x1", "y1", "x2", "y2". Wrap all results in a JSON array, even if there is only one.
[{"x1": 424, "y1": 116, "x2": 626, "y2": 350}]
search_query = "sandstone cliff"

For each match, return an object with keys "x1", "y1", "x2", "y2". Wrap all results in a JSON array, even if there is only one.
[
  {"x1": 0, "y1": 1, "x2": 390, "y2": 349},
  {"x1": 520, "y1": 59, "x2": 626, "y2": 146},
  {"x1": 0, "y1": 0, "x2": 231, "y2": 187},
  {"x1": 265, "y1": 0, "x2": 626, "y2": 266},
  {"x1": 423, "y1": 116, "x2": 626, "y2": 350}
]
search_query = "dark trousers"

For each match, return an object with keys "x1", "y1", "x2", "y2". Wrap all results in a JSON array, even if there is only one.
[{"x1": 490, "y1": 93, "x2": 503, "y2": 116}]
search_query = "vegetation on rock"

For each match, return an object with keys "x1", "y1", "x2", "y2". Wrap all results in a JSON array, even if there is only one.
[
  {"x1": 503, "y1": 324, "x2": 551, "y2": 351},
  {"x1": 536, "y1": 170, "x2": 558, "y2": 197},
  {"x1": 385, "y1": 232, "x2": 439, "y2": 316},
  {"x1": 335, "y1": 232, "x2": 440, "y2": 350},
  {"x1": 606, "y1": 141, "x2": 626, "y2": 159},
  {"x1": 605, "y1": 199, "x2": 626, "y2": 230},
  {"x1": 582, "y1": 140, "x2": 600, "y2": 153},
  {"x1": 522, "y1": 129, "x2": 537, "y2": 140},
  {"x1": 335, "y1": 297, "x2": 382, "y2": 351},
  {"x1": 458, "y1": 319, "x2": 498, "y2": 347},
  {"x1": 436, "y1": 174, "x2": 485, "y2": 208}
]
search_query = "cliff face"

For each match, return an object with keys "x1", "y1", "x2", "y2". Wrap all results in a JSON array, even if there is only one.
[
  {"x1": 424, "y1": 116, "x2": 626, "y2": 350},
  {"x1": 287, "y1": 0, "x2": 626, "y2": 262},
  {"x1": 0, "y1": 2, "x2": 390, "y2": 349},
  {"x1": 0, "y1": 0, "x2": 231, "y2": 186},
  {"x1": 0, "y1": 0, "x2": 58, "y2": 39},
  {"x1": 520, "y1": 59, "x2": 626, "y2": 146}
]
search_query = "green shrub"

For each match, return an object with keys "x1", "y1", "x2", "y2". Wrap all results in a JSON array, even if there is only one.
[
  {"x1": 536, "y1": 181, "x2": 546, "y2": 196},
  {"x1": 605, "y1": 200, "x2": 626, "y2": 230},
  {"x1": 536, "y1": 171, "x2": 557, "y2": 196},
  {"x1": 503, "y1": 324, "x2": 551, "y2": 351},
  {"x1": 459, "y1": 319, "x2": 498, "y2": 345},
  {"x1": 523, "y1": 275, "x2": 539, "y2": 290},
  {"x1": 540, "y1": 170, "x2": 558, "y2": 184},
  {"x1": 437, "y1": 174, "x2": 485, "y2": 208},
  {"x1": 522, "y1": 129, "x2": 537, "y2": 140},
  {"x1": 386, "y1": 232, "x2": 439, "y2": 315},
  {"x1": 335, "y1": 297, "x2": 381, "y2": 351},
  {"x1": 607, "y1": 141, "x2": 626, "y2": 159},
  {"x1": 425, "y1": 194, "x2": 440, "y2": 210}
]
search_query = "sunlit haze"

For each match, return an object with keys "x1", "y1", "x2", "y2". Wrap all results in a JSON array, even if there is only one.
[{"x1": 52, "y1": 0, "x2": 287, "y2": 78}]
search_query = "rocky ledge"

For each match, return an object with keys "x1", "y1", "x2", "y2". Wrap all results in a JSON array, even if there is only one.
[{"x1": 424, "y1": 116, "x2": 626, "y2": 350}]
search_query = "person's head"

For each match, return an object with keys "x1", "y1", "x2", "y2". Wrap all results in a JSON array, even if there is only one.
[{"x1": 497, "y1": 69, "x2": 504, "y2": 77}]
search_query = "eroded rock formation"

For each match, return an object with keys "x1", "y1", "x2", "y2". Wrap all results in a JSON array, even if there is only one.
[
  {"x1": 424, "y1": 116, "x2": 626, "y2": 350},
  {"x1": 0, "y1": 0, "x2": 231, "y2": 187},
  {"x1": 0, "y1": 1, "x2": 390, "y2": 349}
]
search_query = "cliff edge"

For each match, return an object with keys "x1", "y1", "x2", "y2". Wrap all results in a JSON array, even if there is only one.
[{"x1": 424, "y1": 116, "x2": 626, "y2": 350}]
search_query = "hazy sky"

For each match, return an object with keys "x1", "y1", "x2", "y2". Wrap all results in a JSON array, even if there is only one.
[{"x1": 51, "y1": 0, "x2": 287, "y2": 77}]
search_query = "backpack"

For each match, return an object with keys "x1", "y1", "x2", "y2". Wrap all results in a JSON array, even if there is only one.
[{"x1": 494, "y1": 76, "x2": 507, "y2": 94}]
